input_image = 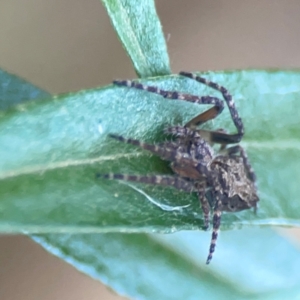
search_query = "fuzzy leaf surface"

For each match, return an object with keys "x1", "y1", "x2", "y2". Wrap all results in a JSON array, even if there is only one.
[
  {"x1": 2, "y1": 69, "x2": 300, "y2": 299},
  {"x1": 0, "y1": 70, "x2": 300, "y2": 232}
]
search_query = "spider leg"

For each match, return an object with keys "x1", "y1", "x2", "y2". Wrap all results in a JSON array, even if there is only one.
[
  {"x1": 114, "y1": 75, "x2": 243, "y2": 145},
  {"x1": 165, "y1": 125, "x2": 220, "y2": 148},
  {"x1": 165, "y1": 126, "x2": 214, "y2": 162},
  {"x1": 180, "y1": 71, "x2": 244, "y2": 144},
  {"x1": 109, "y1": 133, "x2": 189, "y2": 163},
  {"x1": 206, "y1": 192, "x2": 222, "y2": 264},
  {"x1": 113, "y1": 79, "x2": 224, "y2": 124},
  {"x1": 164, "y1": 125, "x2": 201, "y2": 138},
  {"x1": 97, "y1": 173, "x2": 195, "y2": 192},
  {"x1": 109, "y1": 134, "x2": 212, "y2": 179},
  {"x1": 109, "y1": 134, "x2": 180, "y2": 162},
  {"x1": 196, "y1": 184, "x2": 210, "y2": 230},
  {"x1": 171, "y1": 161, "x2": 210, "y2": 228},
  {"x1": 185, "y1": 107, "x2": 222, "y2": 128}
]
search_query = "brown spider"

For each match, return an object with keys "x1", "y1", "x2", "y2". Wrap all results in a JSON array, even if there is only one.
[{"x1": 97, "y1": 72, "x2": 259, "y2": 264}]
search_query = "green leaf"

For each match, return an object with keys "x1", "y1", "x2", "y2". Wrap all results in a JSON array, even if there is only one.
[
  {"x1": 0, "y1": 70, "x2": 300, "y2": 232},
  {"x1": 2, "y1": 69, "x2": 300, "y2": 299},
  {"x1": 0, "y1": 69, "x2": 50, "y2": 110},
  {"x1": 101, "y1": 0, "x2": 171, "y2": 77},
  {"x1": 33, "y1": 229, "x2": 300, "y2": 299}
]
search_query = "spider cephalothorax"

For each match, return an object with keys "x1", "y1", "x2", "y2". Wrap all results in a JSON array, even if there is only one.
[{"x1": 97, "y1": 72, "x2": 259, "y2": 264}]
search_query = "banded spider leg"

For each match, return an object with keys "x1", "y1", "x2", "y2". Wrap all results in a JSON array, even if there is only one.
[{"x1": 98, "y1": 72, "x2": 258, "y2": 264}]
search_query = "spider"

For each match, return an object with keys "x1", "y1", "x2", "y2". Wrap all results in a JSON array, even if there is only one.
[{"x1": 97, "y1": 72, "x2": 259, "y2": 264}]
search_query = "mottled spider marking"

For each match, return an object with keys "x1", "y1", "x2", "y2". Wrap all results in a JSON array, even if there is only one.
[
  {"x1": 227, "y1": 145, "x2": 257, "y2": 182},
  {"x1": 98, "y1": 72, "x2": 259, "y2": 264}
]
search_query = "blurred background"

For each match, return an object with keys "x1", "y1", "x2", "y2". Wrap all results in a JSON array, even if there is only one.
[{"x1": 0, "y1": 0, "x2": 300, "y2": 299}]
